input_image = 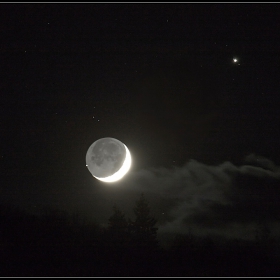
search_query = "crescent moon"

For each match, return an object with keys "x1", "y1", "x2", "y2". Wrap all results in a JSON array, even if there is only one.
[{"x1": 94, "y1": 144, "x2": 132, "y2": 183}]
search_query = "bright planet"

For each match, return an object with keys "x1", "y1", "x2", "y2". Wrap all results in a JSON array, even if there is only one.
[{"x1": 85, "y1": 137, "x2": 131, "y2": 183}]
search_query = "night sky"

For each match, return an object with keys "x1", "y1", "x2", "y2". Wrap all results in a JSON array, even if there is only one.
[{"x1": 1, "y1": 3, "x2": 280, "y2": 242}]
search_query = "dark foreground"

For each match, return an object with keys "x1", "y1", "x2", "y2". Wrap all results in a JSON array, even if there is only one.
[{"x1": 1, "y1": 205, "x2": 280, "y2": 277}]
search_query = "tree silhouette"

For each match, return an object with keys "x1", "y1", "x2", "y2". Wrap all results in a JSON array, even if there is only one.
[
  {"x1": 108, "y1": 204, "x2": 128, "y2": 231},
  {"x1": 130, "y1": 193, "x2": 158, "y2": 250},
  {"x1": 106, "y1": 204, "x2": 129, "y2": 248}
]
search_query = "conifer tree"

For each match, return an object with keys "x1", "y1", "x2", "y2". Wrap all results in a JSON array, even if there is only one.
[
  {"x1": 130, "y1": 193, "x2": 158, "y2": 249},
  {"x1": 108, "y1": 204, "x2": 128, "y2": 232},
  {"x1": 107, "y1": 204, "x2": 129, "y2": 248}
]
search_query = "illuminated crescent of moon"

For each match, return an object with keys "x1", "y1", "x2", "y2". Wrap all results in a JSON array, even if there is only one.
[{"x1": 94, "y1": 144, "x2": 132, "y2": 183}]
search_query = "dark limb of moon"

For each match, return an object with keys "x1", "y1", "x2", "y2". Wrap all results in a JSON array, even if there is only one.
[{"x1": 86, "y1": 137, "x2": 127, "y2": 179}]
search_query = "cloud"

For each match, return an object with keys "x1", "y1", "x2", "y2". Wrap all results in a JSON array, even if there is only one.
[
  {"x1": 244, "y1": 153, "x2": 278, "y2": 172},
  {"x1": 121, "y1": 154, "x2": 280, "y2": 240}
]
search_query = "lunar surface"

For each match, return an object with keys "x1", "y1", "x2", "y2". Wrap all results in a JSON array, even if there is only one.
[{"x1": 85, "y1": 137, "x2": 131, "y2": 182}]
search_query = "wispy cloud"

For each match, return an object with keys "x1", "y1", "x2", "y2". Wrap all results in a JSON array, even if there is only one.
[{"x1": 121, "y1": 154, "x2": 280, "y2": 240}]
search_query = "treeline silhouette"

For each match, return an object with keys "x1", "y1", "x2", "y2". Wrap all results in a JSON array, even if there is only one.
[{"x1": 0, "y1": 194, "x2": 280, "y2": 276}]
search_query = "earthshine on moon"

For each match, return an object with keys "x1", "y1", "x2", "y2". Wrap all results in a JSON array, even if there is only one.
[{"x1": 85, "y1": 137, "x2": 131, "y2": 183}]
